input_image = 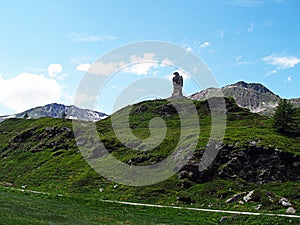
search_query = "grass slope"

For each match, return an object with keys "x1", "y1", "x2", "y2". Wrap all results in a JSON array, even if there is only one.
[
  {"x1": 0, "y1": 98, "x2": 299, "y2": 222},
  {"x1": 1, "y1": 187, "x2": 299, "y2": 225}
]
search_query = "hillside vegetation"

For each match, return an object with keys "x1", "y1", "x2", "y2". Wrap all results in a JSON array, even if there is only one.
[{"x1": 0, "y1": 97, "x2": 299, "y2": 217}]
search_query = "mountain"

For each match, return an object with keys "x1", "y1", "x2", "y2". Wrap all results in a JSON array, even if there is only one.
[
  {"x1": 189, "y1": 81, "x2": 299, "y2": 116},
  {"x1": 0, "y1": 103, "x2": 108, "y2": 122}
]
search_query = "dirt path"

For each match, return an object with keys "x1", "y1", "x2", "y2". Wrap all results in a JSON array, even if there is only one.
[{"x1": 4, "y1": 186, "x2": 300, "y2": 219}]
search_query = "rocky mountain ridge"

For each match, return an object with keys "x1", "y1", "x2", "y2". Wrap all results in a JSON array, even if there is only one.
[
  {"x1": 0, "y1": 103, "x2": 108, "y2": 123},
  {"x1": 190, "y1": 81, "x2": 300, "y2": 116}
]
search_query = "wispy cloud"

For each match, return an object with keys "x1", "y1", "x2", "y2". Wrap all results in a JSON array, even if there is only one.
[
  {"x1": 262, "y1": 54, "x2": 300, "y2": 76},
  {"x1": 236, "y1": 56, "x2": 242, "y2": 62},
  {"x1": 68, "y1": 33, "x2": 116, "y2": 42},
  {"x1": 263, "y1": 54, "x2": 300, "y2": 69},
  {"x1": 235, "y1": 55, "x2": 253, "y2": 65},
  {"x1": 227, "y1": 0, "x2": 263, "y2": 7},
  {"x1": 228, "y1": 0, "x2": 284, "y2": 7},
  {"x1": 199, "y1": 41, "x2": 211, "y2": 49},
  {"x1": 219, "y1": 31, "x2": 225, "y2": 38}
]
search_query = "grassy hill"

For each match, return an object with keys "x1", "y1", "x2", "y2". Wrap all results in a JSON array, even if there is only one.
[{"x1": 0, "y1": 97, "x2": 299, "y2": 222}]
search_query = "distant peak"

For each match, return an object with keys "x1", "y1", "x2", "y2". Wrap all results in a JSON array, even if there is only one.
[{"x1": 228, "y1": 81, "x2": 277, "y2": 96}]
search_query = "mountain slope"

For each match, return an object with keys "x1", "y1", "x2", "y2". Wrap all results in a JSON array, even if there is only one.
[
  {"x1": 0, "y1": 98, "x2": 299, "y2": 213},
  {"x1": 189, "y1": 81, "x2": 292, "y2": 115},
  {"x1": 0, "y1": 103, "x2": 108, "y2": 122}
]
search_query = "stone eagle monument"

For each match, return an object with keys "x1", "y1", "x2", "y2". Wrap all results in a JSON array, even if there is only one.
[{"x1": 172, "y1": 72, "x2": 183, "y2": 97}]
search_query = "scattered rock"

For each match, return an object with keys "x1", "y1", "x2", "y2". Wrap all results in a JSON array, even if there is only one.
[
  {"x1": 225, "y1": 192, "x2": 246, "y2": 203},
  {"x1": 2, "y1": 182, "x2": 13, "y2": 187},
  {"x1": 293, "y1": 162, "x2": 300, "y2": 167},
  {"x1": 286, "y1": 207, "x2": 296, "y2": 214},
  {"x1": 255, "y1": 204, "x2": 262, "y2": 210},
  {"x1": 219, "y1": 216, "x2": 228, "y2": 222},
  {"x1": 243, "y1": 190, "x2": 261, "y2": 202},
  {"x1": 279, "y1": 197, "x2": 292, "y2": 207}
]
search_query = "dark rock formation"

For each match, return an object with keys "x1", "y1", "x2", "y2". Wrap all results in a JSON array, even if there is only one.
[
  {"x1": 189, "y1": 81, "x2": 281, "y2": 116},
  {"x1": 178, "y1": 143, "x2": 300, "y2": 184}
]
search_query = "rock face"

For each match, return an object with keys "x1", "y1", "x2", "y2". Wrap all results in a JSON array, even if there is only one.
[
  {"x1": 0, "y1": 103, "x2": 108, "y2": 122},
  {"x1": 178, "y1": 143, "x2": 300, "y2": 184},
  {"x1": 189, "y1": 81, "x2": 283, "y2": 116}
]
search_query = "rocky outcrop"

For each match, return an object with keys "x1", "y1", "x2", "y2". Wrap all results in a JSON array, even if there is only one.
[
  {"x1": 189, "y1": 81, "x2": 283, "y2": 116},
  {"x1": 178, "y1": 143, "x2": 300, "y2": 184},
  {"x1": 2, "y1": 125, "x2": 75, "y2": 156}
]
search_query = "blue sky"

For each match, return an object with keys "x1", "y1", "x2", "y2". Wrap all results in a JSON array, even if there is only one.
[{"x1": 0, "y1": 0, "x2": 299, "y2": 115}]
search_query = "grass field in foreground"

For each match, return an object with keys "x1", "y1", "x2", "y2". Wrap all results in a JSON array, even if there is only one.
[{"x1": 0, "y1": 188, "x2": 299, "y2": 225}]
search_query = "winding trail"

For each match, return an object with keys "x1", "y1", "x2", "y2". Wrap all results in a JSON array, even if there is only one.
[
  {"x1": 4, "y1": 186, "x2": 300, "y2": 219},
  {"x1": 103, "y1": 199, "x2": 300, "y2": 219}
]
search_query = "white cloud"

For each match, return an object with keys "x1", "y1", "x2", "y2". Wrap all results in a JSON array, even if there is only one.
[
  {"x1": 199, "y1": 41, "x2": 211, "y2": 49},
  {"x1": 123, "y1": 53, "x2": 157, "y2": 75},
  {"x1": 68, "y1": 33, "x2": 116, "y2": 42},
  {"x1": 89, "y1": 61, "x2": 125, "y2": 76},
  {"x1": 80, "y1": 53, "x2": 174, "y2": 76},
  {"x1": 160, "y1": 58, "x2": 173, "y2": 67},
  {"x1": 124, "y1": 62, "x2": 157, "y2": 75},
  {"x1": 248, "y1": 22, "x2": 254, "y2": 32},
  {"x1": 287, "y1": 76, "x2": 292, "y2": 82},
  {"x1": 48, "y1": 64, "x2": 62, "y2": 78},
  {"x1": 76, "y1": 63, "x2": 91, "y2": 72},
  {"x1": 0, "y1": 73, "x2": 62, "y2": 113},
  {"x1": 263, "y1": 54, "x2": 300, "y2": 69}
]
